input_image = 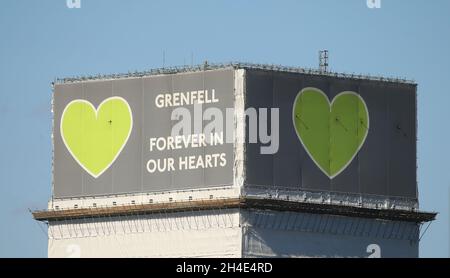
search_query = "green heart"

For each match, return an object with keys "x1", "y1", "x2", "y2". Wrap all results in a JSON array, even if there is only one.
[
  {"x1": 293, "y1": 88, "x2": 369, "y2": 178},
  {"x1": 60, "y1": 97, "x2": 133, "y2": 178}
]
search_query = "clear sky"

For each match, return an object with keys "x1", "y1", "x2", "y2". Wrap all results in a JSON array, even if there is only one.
[{"x1": 0, "y1": 0, "x2": 449, "y2": 257}]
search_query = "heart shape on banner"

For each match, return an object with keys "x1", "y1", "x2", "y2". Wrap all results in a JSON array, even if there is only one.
[
  {"x1": 60, "y1": 97, "x2": 133, "y2": 178},
  {"x1": 292, "y1": 88, "x2": 369, "y2": 179}
]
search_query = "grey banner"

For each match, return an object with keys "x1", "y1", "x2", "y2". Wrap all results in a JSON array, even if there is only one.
[
  {"x1": 53, "y1": 69, "x2": 234, "y2": 198},
  {"x1": 244, "y1": 70, "x2": 417, "y2": 199}
]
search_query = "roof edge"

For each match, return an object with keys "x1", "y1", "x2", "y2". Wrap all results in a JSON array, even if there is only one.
[{"x1": 54, "y1": 62, "x2": 416, "y2": 86}]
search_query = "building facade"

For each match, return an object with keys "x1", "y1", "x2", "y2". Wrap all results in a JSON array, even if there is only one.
[{"x1": 33, "y1": 63, "x2": 435, "y2": 257}]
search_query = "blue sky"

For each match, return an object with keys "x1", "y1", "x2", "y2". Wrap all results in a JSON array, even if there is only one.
[{"x1": 0, "y1": 0, "x2": 449, "y2": 257}]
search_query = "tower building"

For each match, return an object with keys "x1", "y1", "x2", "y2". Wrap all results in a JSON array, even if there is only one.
[{"x1": 33, "y1": 63, "x2": 436, "y2": 257}]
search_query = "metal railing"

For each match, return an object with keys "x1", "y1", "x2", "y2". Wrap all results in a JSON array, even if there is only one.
[
  {"x1": 54, "y1": 62, "x2": 415, "y2": 85},
  {"x1": 243, "y1": 184, "x2": 419, "y2": 211}
]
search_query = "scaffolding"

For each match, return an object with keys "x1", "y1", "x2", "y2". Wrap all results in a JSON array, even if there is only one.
[
  {"x1": 54, "y1": 62, "x2": 416, "y2": 86},
  {"x1": 33, "y1": 196, "x2": 436, "y2": 223}
]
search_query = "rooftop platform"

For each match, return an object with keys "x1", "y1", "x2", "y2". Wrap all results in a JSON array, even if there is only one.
[{"x1": 54, "y1": 62, "x2": 416, "y2": 86}]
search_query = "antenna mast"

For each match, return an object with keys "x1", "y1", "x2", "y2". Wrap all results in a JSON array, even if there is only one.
[{"x1": 319, "y1": 50, "x2": 329, "y2": 72}]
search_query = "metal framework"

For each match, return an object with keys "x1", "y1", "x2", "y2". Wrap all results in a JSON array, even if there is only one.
[
  {"x1": 46, "y1": 208, "x2": 238, "y2": 240},
  {"x1": 319, "y1": 50, "x2": 329, "y2": 72},
  {"x1": 33, "y1": 196, "x2": 436, "y2": 224},
  {"x1": 53, "y1": 62, "x2": 416, "y2": 85}
]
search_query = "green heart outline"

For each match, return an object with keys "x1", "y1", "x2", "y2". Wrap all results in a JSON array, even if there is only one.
[
  {"x1": 60, "y1": 96, "x2": 133, "y2": 178},
  {"x1": 292, "y1": 87, "x2": 370, "y2": 179}
]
